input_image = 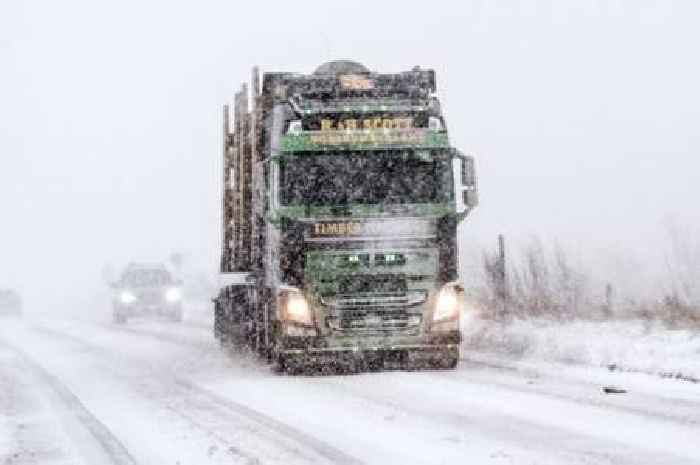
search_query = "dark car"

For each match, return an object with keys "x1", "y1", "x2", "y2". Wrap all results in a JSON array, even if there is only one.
[
  {"x1": 0, "y1": 289, "x2": 22, "y2": 316},
  {"x1": 111, "y1": 263, "x2": 183, "y2": 324}
]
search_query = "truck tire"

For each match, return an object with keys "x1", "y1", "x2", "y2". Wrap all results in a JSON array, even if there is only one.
[{"x1": 272, "y1": 353, "x2": 287, "y2": 374}]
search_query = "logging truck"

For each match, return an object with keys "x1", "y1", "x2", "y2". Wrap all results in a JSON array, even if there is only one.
[{"x1": 214, "y1": 61, "x2": 478, "y2": 373}]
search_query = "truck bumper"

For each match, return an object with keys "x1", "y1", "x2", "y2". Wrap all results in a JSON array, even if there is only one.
[{"x1": 277, "y1": 331, "x2": 460, "y2": 369}]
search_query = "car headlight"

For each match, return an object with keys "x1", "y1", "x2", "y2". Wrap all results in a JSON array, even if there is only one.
[
  {"x1": 433, "y1": 284, "x2": 461, "y2": 322},
  {"x1": 120, "y1": 291, "x2": 136, "y2": 304},
  {"x1": 280, "y1": 287, "x2": 312, "y2": 326},
  {"x1": 165, "y1": 287, "x2": 182, "y2": 302}
]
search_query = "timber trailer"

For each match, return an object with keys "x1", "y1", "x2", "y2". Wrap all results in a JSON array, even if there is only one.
[{"x1": 214, "y1": 61, "x2": 478, "y2": 373}]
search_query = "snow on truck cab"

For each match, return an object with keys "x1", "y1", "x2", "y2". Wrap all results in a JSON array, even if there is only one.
[
  {"x1": 111, "y1": 263, "x2": 183, "y2": 324},
  {"x1": 214, "y1": 61, "x2": 478, "y2": 373}
]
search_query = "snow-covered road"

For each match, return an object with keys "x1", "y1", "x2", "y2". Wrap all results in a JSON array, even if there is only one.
[{"x1": 1, "y1": 316, "x2": 698, "y2": 465}]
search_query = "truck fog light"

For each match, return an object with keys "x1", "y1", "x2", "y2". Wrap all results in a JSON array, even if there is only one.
[
  {"x1": 120, "y1": 291, "x2": 136, "y2": 304},
  {"x1": 433, "y1": 285, "x2": 460, "y2": 322}
]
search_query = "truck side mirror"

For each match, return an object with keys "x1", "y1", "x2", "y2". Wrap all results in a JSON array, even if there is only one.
[
  {"x1": 452, "y1": 149, "x2": 479, "y2": 218},
  {"x1": 460, "y1": 156, "x2": 476, "y2": 189}
]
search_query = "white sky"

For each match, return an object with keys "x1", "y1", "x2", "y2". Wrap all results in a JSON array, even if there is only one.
[{"x1": 2, "y1": 0, "x2": 699, "y2": 306}]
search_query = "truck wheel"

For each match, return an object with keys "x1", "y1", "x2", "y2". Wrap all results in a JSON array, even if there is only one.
[{"x1": 272, "y1": 353, "x2": 287, "y2": 374}]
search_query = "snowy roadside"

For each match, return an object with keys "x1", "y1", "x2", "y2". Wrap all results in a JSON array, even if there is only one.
[
  {"x1": 462, "y1": 317, "x2": 700, "y2": 383},
  {"x1": 0, "y1": 345, "x2": 87, "y2": 465}
]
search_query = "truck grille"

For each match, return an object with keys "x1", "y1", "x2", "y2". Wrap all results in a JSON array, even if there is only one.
[
  {"x1": 321, "y1": 291, "x2": 427, "y2": 309},
  {"x1": 327, "y1": 311, "x2": 421, "y2": 333},
  {"x1": 321, "y1": 274, "x2": 426, "y2": 334},
  {"x1": 337, "y1": 274, "x2": 407, "y2": 295}
]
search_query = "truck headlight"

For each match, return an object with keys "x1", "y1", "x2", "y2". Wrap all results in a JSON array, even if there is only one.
[
  {"x1": 280, "y1": 288, "x2": 312, "y2": 326},
  {"x1": 433, "y1": 284, "x2": 461, "y2": 322},
  {"x1": 120, "y1": 291, "x2": 136, "y2": 304},
  {"x1": 165, "y1": 287, "x2": 182, "y2": 302}
]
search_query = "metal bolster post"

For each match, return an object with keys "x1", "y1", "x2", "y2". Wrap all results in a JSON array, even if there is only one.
[{"x1": 221, "y1": 104, "x2": 231, "y2": 272}]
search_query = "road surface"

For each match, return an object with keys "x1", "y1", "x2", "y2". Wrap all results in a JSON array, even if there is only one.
[{"x1": 1, "y1": 315, "x2": 698, "y2": 465}]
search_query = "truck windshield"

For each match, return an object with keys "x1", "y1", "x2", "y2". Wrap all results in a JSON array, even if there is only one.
[
  {"x1": 121, "y1": 269, "x2": 172, "y2": 287},
  {"x1": 280, "y1": 151, "x2": 452, "y2": 206}
]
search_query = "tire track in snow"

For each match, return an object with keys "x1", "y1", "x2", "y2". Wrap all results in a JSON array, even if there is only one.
[
  {"x1": 180, "y1": 319, "x2": 214, "y2": 331},
  {"x1": 33, "y1": 323, "x2": 364, "y2": 465},
  {"x1": 89, "y1": 321, "x2": 674, "y2": 462},
  {"x1": 28, "y1": 326, "x2": 263, "y2": 464},
  {"x1": 103, "y1": 322, "x2": 212, "y2": 350},
  {"x1": 109, "y1": 321, "x2": 699, "y2": 422},
  {"x1": 174, "y1": 378, "x2": 363, "y2": 465},
  {"x1": 455, "y1": 356, "x2": 700, "y2": 425},
  {"x1": 316, "y1": 372, "x2": 700, "y2": 465},
  {"x1": 72, "y1": 320, "x2": 700, "y2": 462},
  {"x1": 110, "y1": 318, "x2": 669, "y2": 465},
  {"x1": 0, "y1": 342, "x2": 139, "y2": 465}
]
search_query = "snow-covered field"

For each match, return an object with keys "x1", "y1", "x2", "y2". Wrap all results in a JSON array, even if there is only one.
[
  {"x1": 463, "y1": 317, "x2": 700, "y2": 382},
  {"x1": 1, "y1": 312, "x2": 699, "y2": 464}
]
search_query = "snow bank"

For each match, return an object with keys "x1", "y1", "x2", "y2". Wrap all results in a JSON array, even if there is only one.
[{"x1": 462, "y1": 317, "x2": 700, "y2": 381}]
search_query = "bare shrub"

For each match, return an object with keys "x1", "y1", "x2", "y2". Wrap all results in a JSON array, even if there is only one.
[
  {"x1": 663, "y1": 217, "x2": 700, "y2": 308},
  {"x1": 472, "y1": 224, "x2": 699, "y2": 327},
  {"x1": 477, "y1": 237, "x2": 592, "y2": 321},
  {"x1": 479, "y1": 248, "x2": 505, "y2": 319}
]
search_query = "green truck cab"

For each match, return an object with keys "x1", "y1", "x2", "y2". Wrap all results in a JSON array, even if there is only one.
[{"x1": 214, "y1": 61, "x2": 477, "y2": 372}]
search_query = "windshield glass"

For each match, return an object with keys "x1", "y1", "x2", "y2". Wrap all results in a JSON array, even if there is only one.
[
  {"x1": 280, "y1": 150, "x2": 452, "y2": 206},
  {"x1": 121, "y1": 269, "x2": 172, "y2": 287}
]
